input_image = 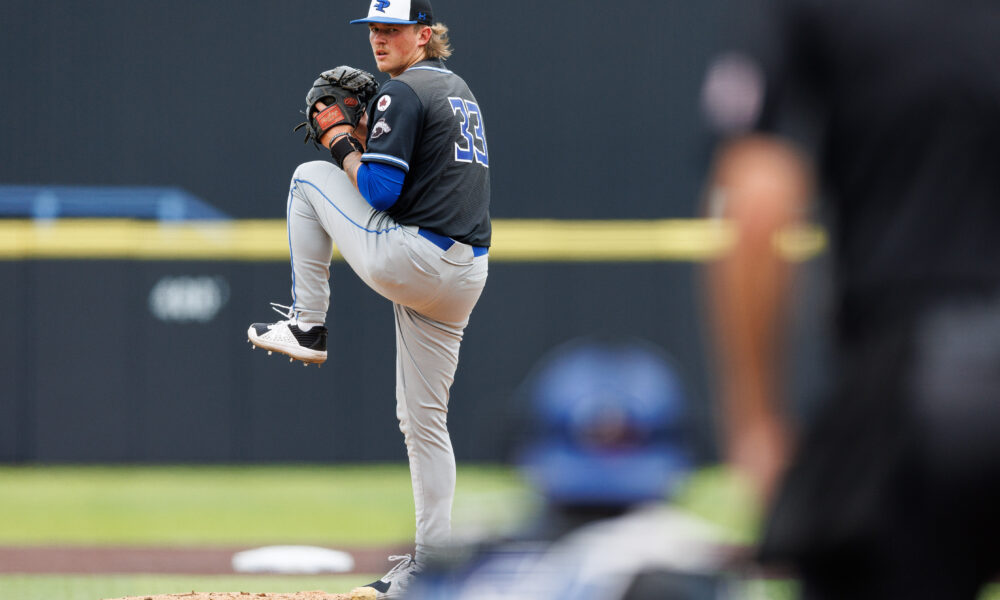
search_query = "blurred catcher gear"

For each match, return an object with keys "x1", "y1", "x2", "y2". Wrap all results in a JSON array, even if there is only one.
[{"x1": 518, "y1": 338, "x2": 692, "y2": 506}]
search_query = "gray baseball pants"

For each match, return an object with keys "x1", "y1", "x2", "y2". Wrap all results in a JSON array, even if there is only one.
[{"x1": 285, "y1": 160, "x2": 488, "y2": 563}]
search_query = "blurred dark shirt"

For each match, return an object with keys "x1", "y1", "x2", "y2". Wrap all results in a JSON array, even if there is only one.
[{"x1": 703, "y1": 0, "x2": 1000, "y2": 332}]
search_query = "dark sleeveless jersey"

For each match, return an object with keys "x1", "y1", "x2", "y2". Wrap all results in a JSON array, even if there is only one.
[{"x1": 361, "y1": 59, "x2": 491, "y2": 247}]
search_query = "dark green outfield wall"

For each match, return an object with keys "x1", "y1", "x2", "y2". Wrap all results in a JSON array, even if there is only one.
[{"x1": 0, "y1": 260, "x2": 730, "y2": 463}]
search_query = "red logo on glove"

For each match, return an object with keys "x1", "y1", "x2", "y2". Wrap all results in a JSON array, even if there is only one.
[
  {"x1": 316, "y1": 105, "x2": 346, "y2": 130},
  {"x1": 344, "y1": 97, "x2": 359, "y2": 107}
]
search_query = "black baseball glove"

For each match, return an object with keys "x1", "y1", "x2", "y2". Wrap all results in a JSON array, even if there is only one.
[{"x1": 294, "y1": 66, "x2": 380, "y2": 150}]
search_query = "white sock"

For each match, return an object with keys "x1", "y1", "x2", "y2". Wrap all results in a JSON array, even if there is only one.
[{"x1": 296, "y1": 321, "x2": 322, "y2": 332}]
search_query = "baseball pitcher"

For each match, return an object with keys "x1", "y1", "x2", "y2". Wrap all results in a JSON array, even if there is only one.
[{"x1": 247, "y1": 1, "x2": 491, "y2": 597}]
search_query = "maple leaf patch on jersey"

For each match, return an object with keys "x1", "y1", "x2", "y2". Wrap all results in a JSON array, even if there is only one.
[
  {"x1": 376, "y1": 95, "x2": 392, "y2": 112},
  {"x1": 370, "y1": 118, "x2": 392, "y2": 140}
]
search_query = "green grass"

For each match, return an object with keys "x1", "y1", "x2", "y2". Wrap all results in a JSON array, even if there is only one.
[
  {"x1": 5, "y1": 464, "x2": 996, "y2": 600},
  {"x1": 0, "y1": 463, "x2": 751, "y2": 547},
  {"x1": 0, "y1": 464, "x2": 535, "y2": 599},
  {"x1": 0, "y1": 463, "x2": 738, "y2": 599},
  {"x1": 0, "y1": 463, "x2": 757, "y2": 600},
  {"x1": 672, "y1": 464, "x2": 762, "y2": 544},
  {"x1": 0, "y1": 463, "x2": 532, "y2": 547}
]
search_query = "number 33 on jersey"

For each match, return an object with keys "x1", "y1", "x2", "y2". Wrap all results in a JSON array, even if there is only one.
[{"x1": 449, "y1": 97, "x2": 488, "y2": 167}]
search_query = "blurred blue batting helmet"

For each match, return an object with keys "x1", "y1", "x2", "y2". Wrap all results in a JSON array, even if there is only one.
[{"x1": 517, "y1": 338, "x2": 692, "y2": 506}]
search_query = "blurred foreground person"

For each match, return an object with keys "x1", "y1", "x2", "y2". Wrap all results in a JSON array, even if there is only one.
[
  {"x1": 406, "y1": 338, "x2": 736, "y2": 600},
  {"x1": 702, "y1": 0, "x2": 1000, "y2": 597}
]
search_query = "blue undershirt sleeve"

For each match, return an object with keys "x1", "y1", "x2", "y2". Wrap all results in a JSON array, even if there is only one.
[{"x1": 357, "y1": 162, "x2": 406, "y2": 211}]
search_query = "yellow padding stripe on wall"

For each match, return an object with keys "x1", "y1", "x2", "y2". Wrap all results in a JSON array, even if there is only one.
[{"x1": 0, "y1": 218, "x2": 825, "y2": 262}]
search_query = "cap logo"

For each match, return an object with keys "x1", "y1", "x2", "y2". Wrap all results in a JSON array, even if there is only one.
[{"x1": 351, "y1": 0, "x2": 430, "y2": 25}]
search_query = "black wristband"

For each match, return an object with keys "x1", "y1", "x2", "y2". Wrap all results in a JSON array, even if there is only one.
[{"x1": 328, "y1": 133, "x2": 364, "y2": 170}]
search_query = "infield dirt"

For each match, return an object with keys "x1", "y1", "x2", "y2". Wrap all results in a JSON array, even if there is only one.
[{"x1": 0, "y1": 545, "x2": 405, "y2": 574}]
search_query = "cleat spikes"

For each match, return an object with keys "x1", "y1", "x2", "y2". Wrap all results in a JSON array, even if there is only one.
[{"x1": 246, "y1": 312, "x2": 328, "y2": 365}]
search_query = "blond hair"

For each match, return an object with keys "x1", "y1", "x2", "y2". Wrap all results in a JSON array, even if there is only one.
[{"x1": 421, "y1": 23, "x2": 453, "y2": 60}]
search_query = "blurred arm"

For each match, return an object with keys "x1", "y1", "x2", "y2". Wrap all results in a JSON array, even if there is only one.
[{"x1": 706, "y1": 134, "x2": 812, "y2": 502}]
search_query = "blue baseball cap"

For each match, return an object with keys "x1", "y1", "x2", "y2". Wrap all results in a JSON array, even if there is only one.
[
  {"x1": 351, "y1": 0, "x2": 434, "y2": 25},
  {"x1": 517, "y1": 339, "x2": 692, "y2": 506}
]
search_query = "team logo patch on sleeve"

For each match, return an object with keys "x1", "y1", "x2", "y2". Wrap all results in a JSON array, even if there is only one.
[
  {"x1": 370, "y1": 118, "x2": 392, "y2": 140},
  {"x1": 377, "y1": 95, "x2": 392, "y2": 112}
]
